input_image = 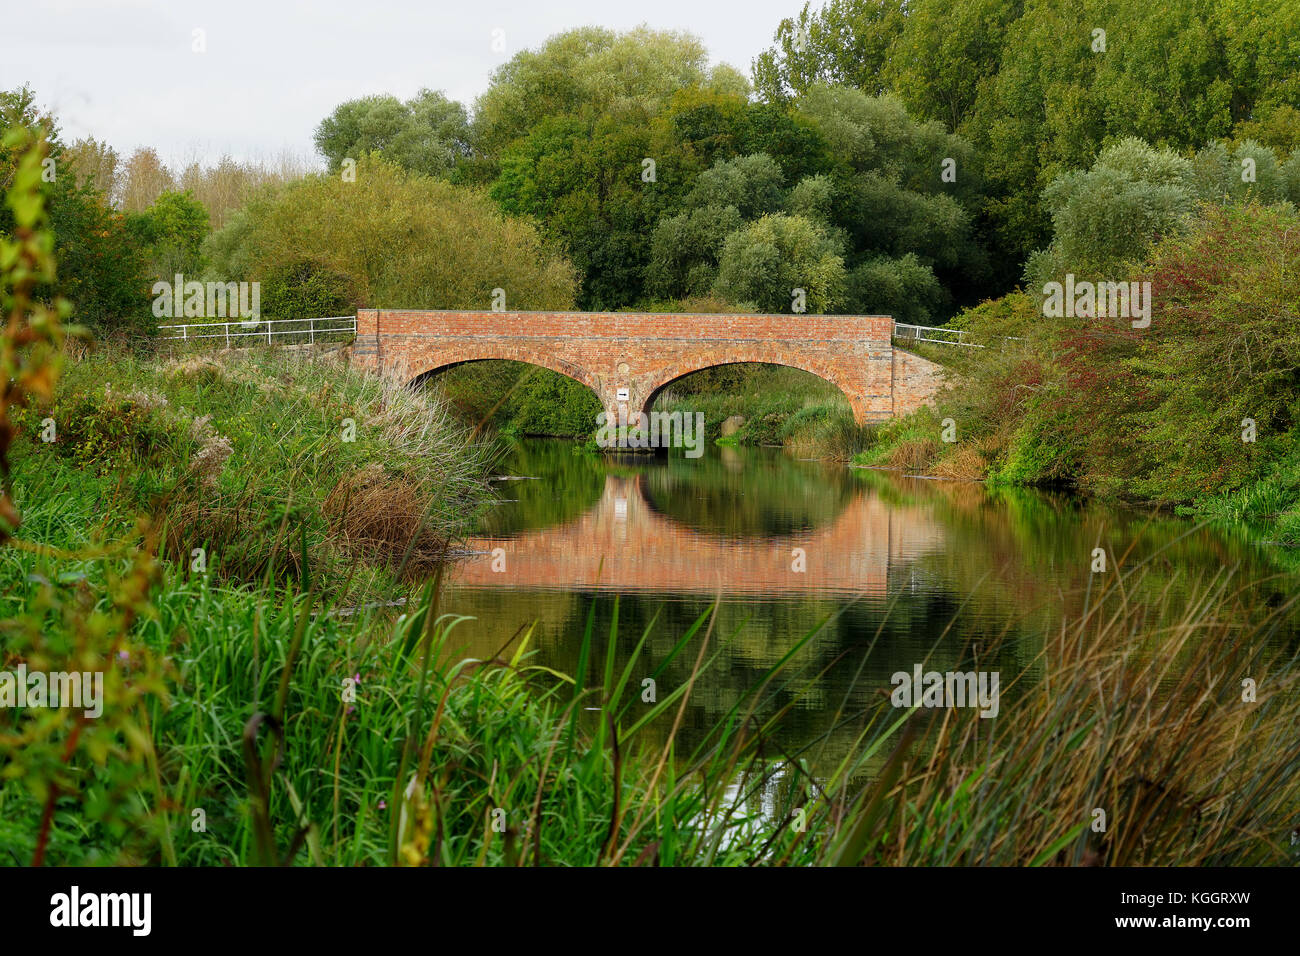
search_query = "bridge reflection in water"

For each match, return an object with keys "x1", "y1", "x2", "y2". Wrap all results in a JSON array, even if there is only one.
[
  {"x1": 436, "y1": 440, "x2": 1298, "y2": 760},
  {"x1": 452, "y1": 470, "x2": 946, "y2": 597}
]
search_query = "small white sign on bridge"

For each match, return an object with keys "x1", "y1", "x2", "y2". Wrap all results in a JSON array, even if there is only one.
[{"x1": 616, "y1": 387, "x2": 629, "y2": 401}]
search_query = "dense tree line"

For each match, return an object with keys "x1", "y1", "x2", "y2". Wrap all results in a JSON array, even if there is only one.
[{"x1": 7, "y1": 1, "x2": 1300, "y2": 337}]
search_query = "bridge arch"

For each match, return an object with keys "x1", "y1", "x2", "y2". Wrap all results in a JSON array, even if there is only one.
[
  {"x1": 638, "y1": 357, "x2": 864, "y2": 422},
  {"x1": 404, "y1": 351, "x2": 605, "y2": 409}
]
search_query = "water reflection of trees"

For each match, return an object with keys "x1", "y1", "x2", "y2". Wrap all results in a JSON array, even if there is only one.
[
  {"x1": 639, "y1": 447, "x2": 856, "y2": 538},
  {"x1": 476, "y1": 440, "x2": 606, "y2": 535},
  {"x1": 850, "y1": 468, "x2": 1300, "y2": 648},
  {"x1": 452, "y1": 445, "x2": 1300, "y2": 769}
]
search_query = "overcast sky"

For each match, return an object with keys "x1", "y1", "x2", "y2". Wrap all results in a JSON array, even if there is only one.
[{"x1": 2, "y1": 0, "x2": 801, "y2": 169}]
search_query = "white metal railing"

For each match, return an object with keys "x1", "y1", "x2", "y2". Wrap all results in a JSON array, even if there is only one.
[
  {"x1": 892, "y1": 322, "x2": 984, "y2": 348},
  {"x1": 158, "y1": 315, "x2": 356, "y2": 347}
]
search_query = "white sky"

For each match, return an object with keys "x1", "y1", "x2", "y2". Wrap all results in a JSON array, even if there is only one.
[{"x1": 2, "y1": 0, "x2": 802, "y2": 170}]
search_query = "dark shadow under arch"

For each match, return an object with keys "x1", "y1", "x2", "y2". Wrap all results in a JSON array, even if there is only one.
[
  {"x1": 643, "y1": 360, "x2": 855, "y2": 415},
  {"x1": 408, "y1": 356, "x2": 601, "y2": 402}
]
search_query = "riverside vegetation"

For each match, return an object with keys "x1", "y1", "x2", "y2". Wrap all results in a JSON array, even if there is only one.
[
  {"x1": 859, "y1": 199, "x2": 1300, "y2": 548},
  {"x1": 3, "y1": 132, "x2": 1300, "y2": 866},
  {"x1": 6, "y1": 3, "x2": 1300, "y2": 865}
]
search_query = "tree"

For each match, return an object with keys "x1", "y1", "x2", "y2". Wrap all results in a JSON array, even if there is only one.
[
  {"x1": 127, "y1": 189, "x2": 210, "y2": 280},
  {"x1": 175, "y1": 154, "x2": 312, "y2": 230},
  {"x1": 796, "y1": 86, "x2": 987, "y2": 305},
  {"x1": 646, "y1": 204, "x2": 744, "y2": 300},
  {"x1": 314, "y1": 89, "x2": 470, "y2": 177},
  {"x1": 1231, "y1": 104, "x2": 1300, "y2": 157},
  {"x1": 686, "y1": 153, "x2": 786, "y2": 219},
  {"x1": 1, "y1": 87, "x2": 153, "y2": 337},
  {"x1": 647, "y1": 153, "x2": 801, "y2": 302},
  {"x1": 713, "y1": 214, "x2": 846, "y2": 313},
  {"x1": 204, "y1": 155, "x2": 577, "y2": 314},
  {"x1": 752, "y1": 0, "x2": 906, "y2": 101},
  {"x1": 1025, "y1": 135, "x2": 1294, "y2": 291},
  {"x1": 969, "y1": 0, "x2": 1296, "y2": 266},
  {"x1": 473, "y1": 26, "x2": 747, "y2": 159},
  {"x1": 490, "y1": 104, "x2": 671, "y2": 309},
  {"x1": 1025, "y1": 138, "x2": 1196, "y2": 287},
  {"x1": 883, "y1": 0, "x2": 1025, "y2": 135},
  {"x1": 62, "y1": 137, "x2": 120, "y2": 204},
  {"x1": 846, "y1": 253, "x2": 947, "y2": 324},
  {"x1": 1064, "y1": 204, "x2": 1300, "y2": 502},
  {"x1": 119, "y1": 147, "x2": 175, "y2": 212}
]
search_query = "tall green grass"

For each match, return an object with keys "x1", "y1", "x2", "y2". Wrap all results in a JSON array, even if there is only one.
[
  {"x1": 6, "y1": 534, "x2": 1298, "y2": 865},
  {"x1": 4, "y1": 349, "x2": 1299, "y2": 867},
  {"x1": 12, "y1": 347, "x2": 492, "y2": 602}
]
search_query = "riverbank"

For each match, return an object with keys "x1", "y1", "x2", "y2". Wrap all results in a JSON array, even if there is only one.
[
  {"x1": 852, "y1": 204, "x2": 1300, "y2": 549},
  {"x1": 9, "y1": 348, "x2": 492, "y2": 604},
  {"x1": 5, "y1": 348, "x2": 1300, "y2": 865}
]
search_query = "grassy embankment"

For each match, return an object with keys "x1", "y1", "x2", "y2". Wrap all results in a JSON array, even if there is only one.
[{"x1": 4, "y1": 348, "x2": 1300, "y2": 866}]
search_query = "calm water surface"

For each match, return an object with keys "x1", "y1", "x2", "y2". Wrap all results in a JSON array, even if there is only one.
[{"x1": 442, "y1": 439, "x2": 1298, "y2": 755}]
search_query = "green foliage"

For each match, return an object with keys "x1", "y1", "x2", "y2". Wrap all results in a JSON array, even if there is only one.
[
  {"x1": 1, "y1": 87, "x2": 154, "y2": 339},
  {"x1": 126, "y1": 189, "x2": 210, "y2": 280},
  {"x1": 645, "y1": 204, "x2": 744, "y2": 300},
  {"x1": 1025, "y1": 138, "x2": 1197, "y2": 287},
  {"x1": 880, "y1": 0, "x2": 1026, "y2": 135},
  {"x1": 490, "y1": 109, "x2": 661, "y2": 309},
  {"x1": 432, "y1": 361, "x2": 602, "y2": 439},
  {"x1": 846, "y1": 253, "x2": 946, "y2": 323},
  {"x1": 876, "y1": 204, "x2": 1300, "y2": 532},
  {"x1": 713, "y1": 213, "x2": 846, "y2": 313},
  {"x1": 314, "y1": 90, "x2": 471, "y2": 178},
  {"x1": 473, "y1": 26, "x2": 748, "y2": 160},
  {"x1": 205, "y1": 155, "x2": 576, "y2": 311},
  {"x1": 476, "y1": 28, "x2": 984, "y2": 314},
  {"x1": 500, "y1": 367, "x2": 603, "y2": 437},
  {"x1": 1082, "y1": 203, "x2": 1300, "y2": 503},
  {"x1": 796, "y1": 86, "x2": 987, "y2": 301},
  {"x1": 1232, "y1": 104, "x2": 1300, "y2": 157},
  {"x1": 752, "y1": 0, "x2": 907, "y2": 101},
  {"x1": 971, "y1": 0, "x2": 1297, "y2": 266},
  {"x1": 686, "y1": 153, "x2": 785, "y2": 218},
  {"x1": 0, "y1": 126, "x2": 171, "y2": 866},
  {"x1": 259, "y1": 259, "x2": 359, "y2": 320}
]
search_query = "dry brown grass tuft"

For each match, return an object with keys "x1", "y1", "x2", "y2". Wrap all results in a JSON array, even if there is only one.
[
  {"x1": 885, "y1": 435, "x2": 940, "y2": 471},
  {"x1": 323, "y1": 464, "x2": 449, "y2": 570},
  {"x1": 930, "y1": 444, "x2": 986, "y2": 481}
]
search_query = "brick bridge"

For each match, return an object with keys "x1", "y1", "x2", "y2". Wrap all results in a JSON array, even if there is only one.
[{"x1": 348, "y1": 310, "x2": 943, "y2": 423}]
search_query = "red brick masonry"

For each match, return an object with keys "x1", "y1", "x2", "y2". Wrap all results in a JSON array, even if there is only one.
[{"x1": 349, "y1": 310, "x2": 943, "y2": 422}]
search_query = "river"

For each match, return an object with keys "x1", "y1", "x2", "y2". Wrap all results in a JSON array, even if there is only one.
[{"x1": 442, "y1": 438, "x2": 1298, "y2": 758}]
